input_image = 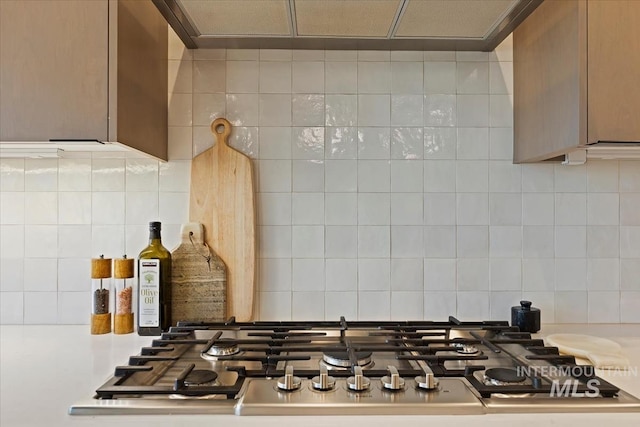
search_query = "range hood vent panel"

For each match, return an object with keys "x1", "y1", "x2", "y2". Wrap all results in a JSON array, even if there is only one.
[
  {"x1": 395, "y1": 0, "x2": 519, "y2": 39},
  {"x1": 178, "y1": 0, "x2": 291, "y2": 36},
  {"x1": 154, "y1": 0, "x2": 543, "y2": 51},
  {"x1": 295, "y1": 0, "x2": 401, "y2": 38}
]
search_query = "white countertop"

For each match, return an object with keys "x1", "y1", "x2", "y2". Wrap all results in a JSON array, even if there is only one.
[{"x1": 2, "y1": 324, "x2": 640, "y2": 427}]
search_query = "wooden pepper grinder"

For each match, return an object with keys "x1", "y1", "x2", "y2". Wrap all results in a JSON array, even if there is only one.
[
  {"x1": 91, "y1": 255, "x2": 112, "y2": 334},
  {"x1": 113, "y1": 255, "x2": 135, "y2": 334}
]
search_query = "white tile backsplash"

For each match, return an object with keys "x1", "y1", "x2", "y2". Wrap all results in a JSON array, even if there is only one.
[{"x1": 2, "y1": 34, "x2": 639, "y2": 325}]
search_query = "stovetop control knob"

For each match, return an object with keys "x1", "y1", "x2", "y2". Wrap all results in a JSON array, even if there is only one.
[
  {"x1": 277, "y1": 366, "x2": 302, "y2": 391},
  {"x1": 415, "y1": 367, "x2": 439, "y2": 391},
  {"x1": 347, "y1": 366, "x2": 371, "y2": 391},
  {"x1": 381, "y1": 365, "x2": 405, "y2": 391},
  {"x1": 312, "y1": 365, "x2": 336, "y2": 391}
]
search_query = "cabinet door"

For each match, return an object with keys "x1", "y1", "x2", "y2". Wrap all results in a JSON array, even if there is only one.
[
  {"x1": 513, "y1": 0, "x2": 587, "y2": 163},
  {"x1": 0, "y1": 0, "x2": 108, "y2": 141},
  {"x1": 587, "y1": 0, "x2": 640, "y2": 144}
]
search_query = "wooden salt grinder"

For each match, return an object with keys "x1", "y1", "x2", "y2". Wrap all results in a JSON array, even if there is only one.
[
  {"x1": 113, "y1": 256, "x2": 135, "y2": 334},
  {"x1": 91, "y1": 256, "x2": 112, "y2": 334}
]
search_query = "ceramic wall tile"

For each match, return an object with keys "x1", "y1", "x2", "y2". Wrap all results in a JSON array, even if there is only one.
[
  {"x1": 24, "y1": 225, "x2": 57, "y2": 258},
  {"x1": 227, "y1": 94, "x2": 260, "y2": 126},
  {"x1": 423, "y1": 259, "x2": 456, "y2": 291},
  {"x1": 259, "y1": 61, "x2": 291, "y2": 93},
  {"x1": 391, "y1": 258, "x2": 423, "y2": 291},
  {"x1": 358, "y1": 127, "x2": 390, "y2": 159},
  {"x1": 293, "y1": 259, "x2": 325, "y2": 291},
  {"x1": 457, "y1": 127, "x2": 489, "y2": 160},
  {"x1": 258, "y1": 94, "x2": 292, "y2": 126},
  {"x1": 357, "y1": 226, "x2": 390, "y2": 258},
  {"x1": 259, "y1": 292, "x2": 292, "y2": 321},
  {"x1": 57, "y1": 291, "x2": 89, "y2": 324},
  {"x1": 325, "y1": 160, "x2": 357, "y2": 192},
  {"x1": 358, "y1": 259, "x2": 390, "y2": 290},
  {"x1": 423, "y1": 62, "x2": 456, "y2": 94},
  {"x1": 391, "y1": 128, "x2": 423, "y2": 160},
  {"x1": 0, "y1": 192, "x2": 24, "y2": 224},
  {"x1": 391, "y1": 62, "x2": 423, "y2": 93},
  {"x1": 424, "y1": 95, "x2": 456, "y2": 126},
  {"x1": 168, "y1": 93, "x2": 192, "y2": 126},
  {"x1": 226, "y1": 61, "x2": 259, "y2": 93},
  {"x1": 258, "y1": 226, "x2": 291, "y2": 258},
  {"x1": 292, "y1": 193, "x2": 324, "y2": 225},
  {"x1": 358, "y1": 291, "x2": 391, "y2": 320},
  {"x1": 357, "y1": 160, "x2": 390, "y2": 192},
  {"x1": 125, "y1": 192, "x2": 159, "y2": 225},
  {"x1": 325, "y1": 95, "x2": 357, "y2": 127},
  {"x1": 325, "y1": 226, "x2": 357, "y2": 258},
  {"x1": 423, "y1": 291, "x2": 456, "y2": 320},
  {"x1": 522, "y1": 259, "x2": 555, "y2": 291},
  {"x1": 0, "y1": 159, "x2": 25, "y2": 191},
  {"x1": 390, "y1": 160, "x2": 423, "y2": 192},
  {"x1": 23, "y1": 291, "x2": 57, "y2": 324},
  {"x1": 260, "y1": 127, "x2": 292, "y2": 159},
  {"x1": 325, "y1": 193, "x2": 357, "y2": 225},
  {"x1": 292, "y1": 226, "x2": 324, "y2": 258},
  {"x1": 292, "y1": 291, "x2": 325, "y2": 320},
  {"x1": 92, "y1": 159, "x2": 125, "y2": 191},
  {"x1": 168, "y1": 59, "x2": 193, "y2": 94},
  {"x1": 259, "y1": 259, "x2": 292, "y2": 292},
  {"x1": 358, "y1": 62, "x2": 391, "y2": 93},
  {"x1": 292, "y1": 95, "x2": 325, "y2": 127},
  {"x1": 391, "y1": 95, "x2": 423, "y2": 127},
  {"x1": 193, "y1": 93, "x2": 226, "y2": 126},
  {"x1": 325, "y1": 62, "x2": 357, "y2": 93},
  {"x1": 456, "y1": 62, "x2": 489, "y2": 94},
  {"x1": 0, "y1": 258, "x2": 23, "y2": 291},
  {"x1": 358, "y1": 95, "x2": 390, "y2": 126},
  {"x1": 193, "y1": 60, "x2": 225, "y2": 93},
  {"x1": 292, "y1": 127, "x2": 325, "y2": 159},
  {"x1": 325, "y1": 259, "x2": 358, "y2": 291},
  {"x1": 391, "y1": 291, "x2": 424, "y2": 320},
  {"x1": 293, "y1": 62, "x2": 324, "y2": 93},
  {"x1": 325, "y1": 127, "x2": 358, "y2": 159},
  {"x1": 489, "y1": 193, "x2": 521, "y2": 226},
  {"x1": 25, "y1": 159, "x2": 57, "y2": 192},
  {"x1": 423, "y1": 226, "x2": 455, "y2": 258},
  {"x1": 292, "y1": 160, "x2": 324, "y2": 192},
  {"x1": 325, "y1": 291, "x2": 358, "y2": 319},
  {"x1": 0, "y1": 292, "x2": 23, "y2": 324},
  {"x1": 391, "y1": 226, "x2": 423, "y2": 258}
]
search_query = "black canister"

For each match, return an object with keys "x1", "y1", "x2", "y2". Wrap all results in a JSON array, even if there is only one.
[{"x1": 511, "y1": 300, "x2": 541, "y2": 333}]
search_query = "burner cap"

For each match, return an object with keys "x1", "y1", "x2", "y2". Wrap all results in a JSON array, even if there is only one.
[
  {"x1": 484, "y1": 367, "x2": 525, "y2": 385},
  {"x1": 202, "y1": 339, "x2": 240, "y2": 358},
  {"x1": 184, "y1": 369, "x2": 218, "y2": 386},
  {"x1": 323, "y1": 351, "x2": 372, "y2": 368},
  {"x1": 454, "y1": 343, "x2": 479, "y2": 355}
]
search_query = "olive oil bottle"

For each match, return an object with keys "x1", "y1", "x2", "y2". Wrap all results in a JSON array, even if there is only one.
[{"x1": 137, "y1": 221, "x2": 172, "y2": 335}]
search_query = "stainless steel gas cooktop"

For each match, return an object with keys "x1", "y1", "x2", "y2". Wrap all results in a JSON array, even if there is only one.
[{"x1": 69, "y1": 317, "x2": 640, "y2": 415}]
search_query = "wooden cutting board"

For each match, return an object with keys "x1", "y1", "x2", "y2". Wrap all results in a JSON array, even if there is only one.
[
  {"x1": 171, "y1": 223, "x2": 226, "y2": 322},
  {"x1": 189, "y1": 118, "x2": 255, "y2": 321}
]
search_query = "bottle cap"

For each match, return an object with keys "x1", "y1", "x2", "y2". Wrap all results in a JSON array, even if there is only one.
[
  {"x1": 114, "y1": 256, "x2": 135, "y2": 279},
  {"x1": 149, "y1": 221, "x2": 162, "y2": 231},
  {"x1": 91, "y1": 255, "x2": 112, "y2": 279}
]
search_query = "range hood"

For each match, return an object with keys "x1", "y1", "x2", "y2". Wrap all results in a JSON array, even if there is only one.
[{"x1": 154, "y1": 0, "x2": 542, "y2": 51}]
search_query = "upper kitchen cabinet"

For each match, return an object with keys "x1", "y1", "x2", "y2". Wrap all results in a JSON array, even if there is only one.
[
  {"x1": 513, "y1": 0, "x2": 640, "y2": 163},
  {"x1": 0, "y1": 0, "x2": 168, "y2": 160}
]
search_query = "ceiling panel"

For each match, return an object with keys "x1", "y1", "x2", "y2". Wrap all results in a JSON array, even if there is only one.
[
  {"x1": 177, "y1": 0, "x2": 291, "y2": 36},
  {"x1": 395, "y1": 0, "x2": 518, "y2": 38},
  {"x1": 295, "y1": 0, "x2": 401, "y2": 38}
]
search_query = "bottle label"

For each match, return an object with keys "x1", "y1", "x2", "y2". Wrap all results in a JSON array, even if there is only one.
[{"x1": 139, "y1": 259, "x2": 160, "y2": 327}]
